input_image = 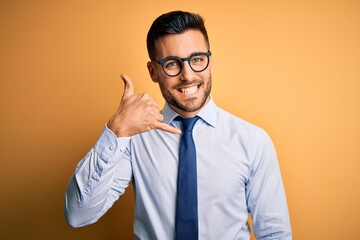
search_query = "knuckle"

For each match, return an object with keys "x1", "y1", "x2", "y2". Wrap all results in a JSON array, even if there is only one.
[
  {"x1": 146, "y1": 100, "x2": 154, "y2": 106},
  {"x1": 145, "y1": 105, "x2": 154, "y2": 113},
  {"x1": 148, "y1": 121, "x2": 157, "y2": 129}
]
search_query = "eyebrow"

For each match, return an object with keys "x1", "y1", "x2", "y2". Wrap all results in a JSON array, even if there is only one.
[{"x1": 160, "y1": 51, "x2": 209, "y2": 60}]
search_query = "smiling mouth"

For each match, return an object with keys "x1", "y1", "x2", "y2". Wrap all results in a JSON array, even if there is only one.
[{"x1": 178, "y1": 85, "x2": 199, "y2": 95}]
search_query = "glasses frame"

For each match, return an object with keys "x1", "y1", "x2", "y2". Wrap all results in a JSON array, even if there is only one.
[{"x1": 154, "y1": 50, "x2": 212, "y2": 77}]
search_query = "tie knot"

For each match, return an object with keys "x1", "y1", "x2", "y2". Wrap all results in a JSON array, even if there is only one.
[{"x1": 182, "y1": 116, "x2": 199, "y2": 132}]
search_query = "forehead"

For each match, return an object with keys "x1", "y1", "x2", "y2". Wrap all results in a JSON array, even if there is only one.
[{"x1": 154, "y1": 29, "x2": 208, "y2": 59}]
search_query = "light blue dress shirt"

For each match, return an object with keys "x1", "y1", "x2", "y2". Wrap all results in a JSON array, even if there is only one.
[{"x1": 65, "y1": 98, "x2": 292, "y2": 239}]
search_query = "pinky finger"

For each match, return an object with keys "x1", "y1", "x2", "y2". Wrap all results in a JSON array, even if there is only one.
[{"x1": 155, "y1": 122, "x2": 181, "y2": 135}]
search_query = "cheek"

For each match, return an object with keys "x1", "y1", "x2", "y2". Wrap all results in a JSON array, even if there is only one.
[
  {"x1": 196, "y1": 65, "x2": 211, "y2": 79},
  {"x1": 158, "y1": 74, "x2": 178, "y2": 89},
  {"x1": 198, "y1": 72, "x2": 211, "y2": 83},
  {"x1": 158, "y1": 77, "x2": 173, "y2": 91}
]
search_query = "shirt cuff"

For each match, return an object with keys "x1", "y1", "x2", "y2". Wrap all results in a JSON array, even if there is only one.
[{"x1": 94, "y1": 125, "x2": 131, "y2": 162}]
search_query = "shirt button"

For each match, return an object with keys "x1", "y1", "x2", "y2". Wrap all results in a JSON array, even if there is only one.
[
  {"x1": 108, "y1": 143, "x2": 115, "y2": 151},
  {"x1": 120, "y1": 146, "x2": 126, "y2": 152},
  {"x1": 92, "y1": 173, "x2": 99, "y2": 181}
]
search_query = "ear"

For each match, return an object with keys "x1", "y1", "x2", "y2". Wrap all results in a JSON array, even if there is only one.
[{"x1": 147, "y1": 61, "x2": 158, "y2": 83}]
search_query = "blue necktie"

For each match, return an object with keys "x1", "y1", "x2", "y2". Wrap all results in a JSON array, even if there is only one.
[{"x1": 175, "y1": 116, "x2": 199, "y2": 240}]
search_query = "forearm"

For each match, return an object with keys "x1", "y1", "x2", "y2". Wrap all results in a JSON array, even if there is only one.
[{"x1": 64, "y1": 126, "x2": 132, "y2": 227}]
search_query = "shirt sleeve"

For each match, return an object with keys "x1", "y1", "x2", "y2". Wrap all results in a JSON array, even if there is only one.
[
  {"x1": 64, "y1": 126, "x2": 132, "y2": 228},
  {"x1": 246, "y1": 128, "x2": 292, "y2": 239}
]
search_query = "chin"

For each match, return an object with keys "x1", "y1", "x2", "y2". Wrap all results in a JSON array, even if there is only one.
[{"x1": 171, "y1": 94, "x2": 209, "y2": 114}]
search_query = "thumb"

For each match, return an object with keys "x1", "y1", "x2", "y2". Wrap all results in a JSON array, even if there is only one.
[{"x1": 120, "y1": 74, "x2": 134, "y2": 98}]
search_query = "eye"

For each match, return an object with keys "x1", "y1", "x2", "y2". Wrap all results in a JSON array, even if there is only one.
[
  {"x1": 191, "y1": 55, "x2": 206, "y2": 64},
  {"x1": 164, "y1": 59, "x2": 180, "y2": 69}
]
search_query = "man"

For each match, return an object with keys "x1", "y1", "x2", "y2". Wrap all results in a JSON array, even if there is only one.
[{"x1": 65, "y1": 10, "x2": 292, "y2": 239}]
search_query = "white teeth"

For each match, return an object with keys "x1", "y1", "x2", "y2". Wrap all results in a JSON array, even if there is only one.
[{"x1": 180, "y1": 86, "x2": 198, "y2": 94}]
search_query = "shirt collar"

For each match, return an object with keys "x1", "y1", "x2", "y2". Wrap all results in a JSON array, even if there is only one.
[{"x1": 162, "y1": 96, "x2": 217, "y2": 128}]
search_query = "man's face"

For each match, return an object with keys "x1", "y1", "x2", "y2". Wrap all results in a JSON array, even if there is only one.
[{"x1": 148, "y1": 29, "x2": 212, "y2": 118}]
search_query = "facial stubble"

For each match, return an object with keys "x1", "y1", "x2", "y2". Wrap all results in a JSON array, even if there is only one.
[{"x1": 158, "y1": 74, "x2": 212, "y2": 114}]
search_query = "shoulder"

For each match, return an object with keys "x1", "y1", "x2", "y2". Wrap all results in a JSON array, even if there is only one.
[
  {"x1": 216, "y1": 107, "x2": 260, "y2": 133},
  {"x1": 215, "y1": 107, "x2": 274, "y2": 147}
]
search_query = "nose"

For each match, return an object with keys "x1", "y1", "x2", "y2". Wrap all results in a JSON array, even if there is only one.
[{"x1": 179, "y1": 60, "x2": 195, "y2": 81}]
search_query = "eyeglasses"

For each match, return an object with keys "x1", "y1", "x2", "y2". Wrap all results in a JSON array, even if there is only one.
[{"x1": 154, "y1": 51, "x2": 211, "y2": 77}]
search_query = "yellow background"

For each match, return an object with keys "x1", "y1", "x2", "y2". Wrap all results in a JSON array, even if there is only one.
[{"x1": 1, "y1": 0, "x2": 359, "y2": 239}]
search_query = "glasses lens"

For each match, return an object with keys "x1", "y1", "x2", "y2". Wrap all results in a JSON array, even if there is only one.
[
  {"x1": 159, "y1": 52, "x2": 210, "y2": 77},
  {"x1": 163, "y1": 58, "x2": 182, "y2": 76},
  {"x1": 190, "y1": 53, "x2": 209, "y2": 72}
]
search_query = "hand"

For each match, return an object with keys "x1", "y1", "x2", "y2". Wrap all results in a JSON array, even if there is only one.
[{"x1": 107, "y1": 74, "x2": 181, "y2": 137}]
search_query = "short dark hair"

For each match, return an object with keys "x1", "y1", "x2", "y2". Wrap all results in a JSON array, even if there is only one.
[{"x1": 146, "y1": 10, "x2": 210, "y2": 60}]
